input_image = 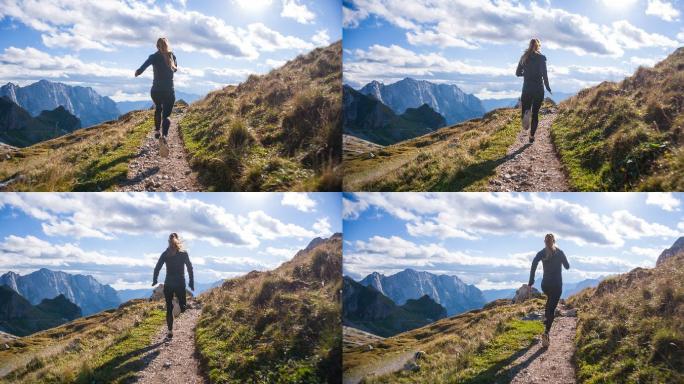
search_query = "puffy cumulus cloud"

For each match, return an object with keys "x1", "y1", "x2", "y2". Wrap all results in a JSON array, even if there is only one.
[
  {"x1": 0, "y1": 235, "x2": 154, "y2": 268},
  {"x1": 645, "y1": 192, "x2": 681, "y2": 211},
  {"x1": 342, "y1": 0, "x2": 678, "y2": 57},
  {"x1": 281, "y1": 0, "x2": 315, "y2": 24},
  {"x1": 312, "y1": 29, "x2": 331, "y2": 46},
  {"x1": 313, "y1": 217, "x2": 333, "y2": 237},
  {"x1": 344, "y1": 193, "x2": 677, "y2": 247},
  {"x1": 628, "y1": 246, "x2": 663, "y2": 260},
  {"x1": 0, "y1": 193, "x2": 323, "y2": 247},
  {"x1": 646, "y1": 0, "x2": 681, "y2": 22},
  {"x1": 0, "y1": 0, "x2": 315, "y2": 59},
  {"x1": 281, "y1": 193, "x2": 317, "y2": 212}
]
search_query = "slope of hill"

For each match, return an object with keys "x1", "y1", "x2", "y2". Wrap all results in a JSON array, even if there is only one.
[
  {"x1": 343, "y1": 297, "x2": 547, "y2": 383},
  {"x1": 343, "y1": 107, "x2": 521, "y2": 191},
  {"x1": 343, "y1": 277, "x2": 446, "y2": 337},
  {"x1": 179, "y1": 41, "x2": 342, "y2": 191},
  {"x1": 195, "y1": 233, "x2": 342, "y2": 383},
  {"x1": 360, "y1": 269, "x2": 485, "y2": 316},
  {"x1": 0, "y1": 97, "x2": 81, "y2": 147},
  {"x1": 0, "y1": 287, "x2": 82, "y2": 336},
  {"x1": 568, "y1": 249, "x2": 684, "y2": 383},
  {"x1": 0, "y1": 80, "x2": 119, "y2": 127},
  {"x1": 344, "y1": 85, "x2": 446, "y2": 145},
  {"x1": 657, "y1": 236, "x2": 684, "y2": 266},
  {"x1": 1, "y1": 269, "x2": 120, "y2": 315},
  {"x1": 0, "y1": 299, "x2": 166, "y2": 383},
  {"x1": 0, "y1": 108, "x2": 154, "y2": 191},
  {"x1": 551, "y1": 47, "x2": 684, "y2": 191},
  {"x1": 360, "y1": 78, "x2": 485, "y2": 125}
]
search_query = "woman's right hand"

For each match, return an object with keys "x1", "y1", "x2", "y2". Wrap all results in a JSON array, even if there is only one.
[{"x1": 134, "y1": 69, "x2": 141, "y2": 77}]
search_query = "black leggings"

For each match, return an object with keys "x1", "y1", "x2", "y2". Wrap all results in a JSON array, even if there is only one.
[
  {"x1": 151, "y1": 90, "x2": 175, "y2": 137},
  {"x1": 521, "y1": 92, "x2": 544, "y2": 137},
  {"x1": 541, "y1": 283, "x2": 562, "y2": 334},
  {"x1": 163, "y1": 283, "x2": 186, "y2": 331}
]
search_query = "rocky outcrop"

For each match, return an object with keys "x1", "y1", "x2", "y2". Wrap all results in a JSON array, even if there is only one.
[
  {"x1": 512, "y1": 284, "x2": 542, "y2": 304},
  {"x1": 656, "y1": 236, "x2": 684, "y2": 266}
]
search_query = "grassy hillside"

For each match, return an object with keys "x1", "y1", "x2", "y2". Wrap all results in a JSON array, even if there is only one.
[
  {"x1": 0, "y1": 288, "x2": 81, "y2": 336},
  {"x1": 568, "y1": 254, "x2": 683, "y2": 383},
  {"x1": 0, "y1": 109, "x2": 154, "y2": 191},
  {"x1": 552, "y1": 46, "x2": 684, "y2": 191},
  {"x1": 343, "y1": 107, "x2": 521, "y2": 191},
  {"x1": 196, "y1": 234, "x2": 342, "y2": 384},
  {"x1": 180, "y1": 42, "x2": 342, "y2": 191},
  {"x1": 0, "y1": 299, "x2": 165, "y2": 383},
  {"x1": 343, "y1": 298, "x2": 546, "y2": 383}
]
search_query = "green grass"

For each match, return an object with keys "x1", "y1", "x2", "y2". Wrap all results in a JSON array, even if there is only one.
[
  {"x1": 343, "y1": 108, "x2": 521, "y2": 191},
  {"x1": 178, "y1": 42, "x2": 342, "y2": 192},
  {"x1": 345, "y1": 298, "x2": 546, "y2": 384},
  {"x1": 550, "y1": 47, "x2": 684, "y2": 191},
  {"x1": 195, "y1": 235, "x2": 342, "y2": 384},
  {"x1": 0, "y1": 111, "x2": 153, "y2": 191},
  {"x1": 74, "y1": 309, "x2": 165, "y2": 384},
  {"x1": 0, "y1": 300, "x2": 165, "y2": 384},
  {"x1": 568, "y1": 255, "x2": 684, "y2": 383}
]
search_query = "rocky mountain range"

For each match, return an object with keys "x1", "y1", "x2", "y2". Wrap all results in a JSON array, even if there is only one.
[
  {"x1": 0, "y1": 285, "x2": 81, "y2": 336},
  {"x1": 344, "y1": 85, "x2": 446, "y2": 145},
  {"x1": 0, "y1": 97, "x2": 81, "y2": 147},
  {"x1": 360, "y1": 78, "x2": 485, "y2": 125},
  {"x1": 0, "y1": 80, "x2": 119, "y2": 128},
  {"x1": 343, "y1": 276, "x2": 446, "y2": 337},
  {"x1": 0, "y1": 268, "x2": 120, "y2": 315},
  {"x1": 360, "y1": 269, "x2": 486, "y2": 316}
]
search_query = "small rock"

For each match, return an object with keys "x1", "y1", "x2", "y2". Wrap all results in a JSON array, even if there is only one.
[
  {"x1": 3, "y1": 343, "x2": 9, "y2": 350},
  {"x1": 163, "y1": 361, "x2": 172, "y2": 368},
  {"x1": 366, "y1": 345, "x2": 373, "y2": 351},
  {"x1": 414, "y1": 351, "x2": 427, "y2": 360},
  {"x1": 403, "y1": 361, "x2": 420, "y2": 372},
  {"x1": 504, "y1": 173, "x2": 512, "y2": 179},
  {"x1": 563, "y1": 308, "x2": 577, "y2": 317}
]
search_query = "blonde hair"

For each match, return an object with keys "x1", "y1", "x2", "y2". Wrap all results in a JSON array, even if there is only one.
[
  {"x1": 168, "y1": 232, "x2": 184, "y2": 253},
  {"x1": 156, "y1": 37, "x2": 177, "y2": 71},
  {"x1": 520, "y1": 38, "x2": 541, "y2": 66},
  {"x1": 543, "y1": 233, "x2": 556, "y2": 261}
]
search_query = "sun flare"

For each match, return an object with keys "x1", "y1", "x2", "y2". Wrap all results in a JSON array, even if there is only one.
[{"x1": 233, "y1": 0, "x2": 273, "y2": 11}]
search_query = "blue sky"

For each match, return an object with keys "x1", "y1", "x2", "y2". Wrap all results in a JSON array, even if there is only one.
[
  {"x1": 0, "y1": 0, "x2": 341, "y2": 100},
  {"x1": 343, "y1": 0, "x2": 684, "y2": 99},
  {"x1": 0, "y1": 192, "x2": 341, "y2": 290},
  {"x1": 343, "y1": 192, "x2": 684, "y2": 289}
]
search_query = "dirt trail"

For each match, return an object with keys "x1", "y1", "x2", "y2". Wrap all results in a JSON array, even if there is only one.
[
  {"x1": 116, "y1": 107, "x2": 203, "y2": 192},
  {"x1": 506, "y1": 307, "x2": 577, "y2": 384},
  {"x1": 135, "y1": 299, "x2": 206, "y2": 384},
  {"x1": 488, "y1": 109, "x2": 570, "y2": 191}
]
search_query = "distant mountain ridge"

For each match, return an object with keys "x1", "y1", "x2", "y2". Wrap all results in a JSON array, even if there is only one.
[
  {"x1": 0, "y1": 268, "x2": 120, "y2": 315},
  {"x1": 344, "y1": 85, "x2": 446, "y2": 145},
  {"x1": 360, "y1": 78, "x2": 485, "y2": 125},
  {"x1": 0, "y1": 97, "x2": 81, "y2": 147},
  {"x1": 343, "y1": 276, "x2": 446, "y2": 337},
  {"x1": 360, "y1": 269, "x2": 486, "y2": 316},
  {"x1": 0, "y1": 285, "x2": 81, "y2": 336},
  {"x1": 657, "y1": 236, "x2": 684, "y2": 266},
  {"x1": 0, "y1": 80, "x2": 119, "y2": 128}
]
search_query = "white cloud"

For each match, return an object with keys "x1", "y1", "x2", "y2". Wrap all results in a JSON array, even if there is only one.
[
  {"x1": 281, "y1": 0, "x2": 315, "y2": 24},
  {"x1": 109, "y1": 91, "x2": 150, "y2": 102},
  {"x1": 474, "y1": 88, "x2": 520, "y2": 100},
  {"x1": 0, "y1": 0, "x2": 315, "y2": 59},
  {"x1": 646, "y1": 0, "x2": 681, "y2": 22},
  {"x1": 281, "y1": 193, "x2": 317, "y2": 212},
  {"x1": 265, "y1": 59, "x2": 287, "y2": 68},
  {"x1": 0, "y1": 193, "x2": 321, "y2": 248},
  {"x1": 313, "y1": 217, "x2": 333, "y2": 237},
  {"x1": 344, "y1": 193, "x2": 678, "y2": 248},
  {"x1": 645, "y1": 192, "x2": 681, "y2": 211},
  {"x1": 343, "y1": 0, "x2": 677, "y2": 57},
  {"x1": 628, "y1": 246, "x2": 662, "y2": 260},
  {"x1": 312, "y1": 29, "x2": 331, "y2": 46}
]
